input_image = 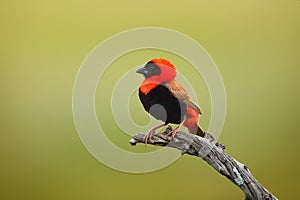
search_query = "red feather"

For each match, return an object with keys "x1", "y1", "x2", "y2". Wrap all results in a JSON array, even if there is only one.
[{"x1": 137, "y1": 58, "x2": 205, "y2": 137}]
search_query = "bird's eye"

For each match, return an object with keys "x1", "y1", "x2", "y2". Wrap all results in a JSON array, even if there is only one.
[
  {"x1": 146, "y1": 65, "x2": 153, "y2": 70},
  {"x1": 144, "y1": 62, "x2": 161, "y2": 77},
  {"x1": 145, "y1": 65, "x2": 154, "y2": 72}
]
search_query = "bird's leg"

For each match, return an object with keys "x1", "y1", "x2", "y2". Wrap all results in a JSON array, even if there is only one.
[
  {"x1": 144, "y1": 123, "x2": 165, "y2": 145},
  {"x1": 168, "y1": 119, "x2": 186, "y2": 139}
]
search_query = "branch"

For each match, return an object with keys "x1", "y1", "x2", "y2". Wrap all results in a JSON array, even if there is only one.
[{"x1": 129, "y1": 127, "x2": 278, "y2": 200}]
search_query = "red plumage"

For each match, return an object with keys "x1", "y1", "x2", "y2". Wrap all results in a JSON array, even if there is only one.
[{"x1": 136, "y1": 58, "x2": 204, "y2": 142}]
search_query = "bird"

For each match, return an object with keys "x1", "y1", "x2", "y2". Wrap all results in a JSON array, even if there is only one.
[{"x1": 136, "y1": 58, "x2": 205, "y2": 143}]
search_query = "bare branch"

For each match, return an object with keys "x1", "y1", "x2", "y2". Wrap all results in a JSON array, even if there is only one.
[{"x1": 130, "y1": 127, "x2": 278, "y2": 200}]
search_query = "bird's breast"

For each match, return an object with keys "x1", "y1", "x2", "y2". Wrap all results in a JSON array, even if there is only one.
[{"x1": 138, "y1": 84, "x2": 187, "y2": 124}]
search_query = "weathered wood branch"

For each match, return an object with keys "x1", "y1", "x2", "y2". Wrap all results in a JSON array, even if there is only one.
[{"x1": 129, "y1": 127, "x2": 278, "y2": 200}]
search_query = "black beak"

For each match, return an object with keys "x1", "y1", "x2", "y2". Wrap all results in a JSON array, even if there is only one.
[{"x1": 136, "y1": 67, "x2": 149, "y2": 76}]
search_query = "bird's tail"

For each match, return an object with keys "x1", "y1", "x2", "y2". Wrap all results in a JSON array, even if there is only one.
[{"x1": 196, "y1": 125, "x2": 205, "y2": 137}]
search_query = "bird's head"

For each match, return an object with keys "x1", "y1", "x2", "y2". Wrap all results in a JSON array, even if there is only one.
[{"x1": 136, "y1": 58, "x2": 176, "y2": 82}]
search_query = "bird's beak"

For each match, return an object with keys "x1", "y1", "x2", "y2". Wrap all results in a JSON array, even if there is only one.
[{"x1": 136, "y1": 67, "x2": 149, "y2": 76}]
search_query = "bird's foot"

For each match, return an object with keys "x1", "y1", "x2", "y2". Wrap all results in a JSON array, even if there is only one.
[
  {"x1": 166, "y1": 120, "x2": 185, "y2": 140},
  {"x1": 144, "y1": 124, "x2": 165, "y2": 145},
  {"x1": 144, "y1": 129, "x2": 155, "y2": 145},
  {"x1": 167, "y1": 126, "x2": 180, "y2": 140}
]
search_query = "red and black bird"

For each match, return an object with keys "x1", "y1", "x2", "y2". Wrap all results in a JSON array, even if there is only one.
[{"x1": 136, "y1": 58, "x2": 205, "y2": 142}]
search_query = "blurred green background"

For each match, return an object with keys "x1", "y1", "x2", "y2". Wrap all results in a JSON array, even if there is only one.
[{"x1": 1, "y1": 0, "x2": 299, "y2": 199}]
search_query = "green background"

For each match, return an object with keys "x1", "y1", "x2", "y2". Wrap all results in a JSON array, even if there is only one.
[{"x1": 1, "y1": 0, "x2": 299, "y2": 199}]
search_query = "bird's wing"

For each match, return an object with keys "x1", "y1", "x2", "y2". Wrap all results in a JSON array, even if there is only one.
[{"x1": 165, "y1": 80, "x2": 202, "y2": 114}]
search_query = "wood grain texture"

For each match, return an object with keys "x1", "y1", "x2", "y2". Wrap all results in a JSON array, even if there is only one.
[{"x1": 130, "y1": 127, "x2": 278, "y2": 200}]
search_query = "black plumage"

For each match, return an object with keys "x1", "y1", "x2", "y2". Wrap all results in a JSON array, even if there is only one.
[{"x1": 139, "y1": 84, "x2": 187, "y2": 125}]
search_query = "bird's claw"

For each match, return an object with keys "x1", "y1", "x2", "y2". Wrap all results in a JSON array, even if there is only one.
[
  {"x1": 144, "y1": 130, "x2": 155, "y2": 145},
  {"x1": 167, "y1": 128, "x2": 179, "y2": 140}
]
